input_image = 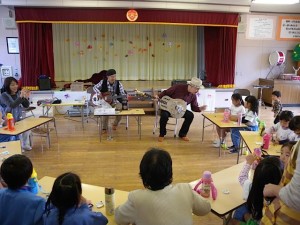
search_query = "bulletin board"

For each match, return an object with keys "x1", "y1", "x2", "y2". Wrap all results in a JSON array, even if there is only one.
[
  {"x1": 246, "y1": 15, "x2": 276, "y2": 40},
  {"x1": 276, "y1": 16, "x2": 300, "y2": 41}
]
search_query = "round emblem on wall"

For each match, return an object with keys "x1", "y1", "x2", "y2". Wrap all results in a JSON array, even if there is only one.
[{"x1": 126, "y1": 9, "x2": 138, "y2": 22}]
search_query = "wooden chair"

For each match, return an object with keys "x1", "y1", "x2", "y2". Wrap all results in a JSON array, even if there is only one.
[{"x1": 30, "y1": 116, "x2": 58, "y2": 149}]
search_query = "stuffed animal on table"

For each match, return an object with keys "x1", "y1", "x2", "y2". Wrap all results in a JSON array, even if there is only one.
[{"x1": 193, "y1": 171, "x2": 217, "y2": 200}]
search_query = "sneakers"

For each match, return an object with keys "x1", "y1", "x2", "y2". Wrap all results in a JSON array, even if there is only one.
[
  {"x1": 221, "y1": 143, "x2": 227, "y2": 149},
  {"x1": 229, "y1": 148, "x2": 238, "y2": 154},
  {"x1": 213, "y1": 139, "x2": 221, "y2": 147},
  {"x1": 158, "y1": 136, "x2": 164, "y2": 142},
  {"x1": 180, "y1": 136, "x2": 190, "y2": 142},
  {"x1": 213, "y1": 139, "x2": 219, "y2": 144},
  {"x1": 22, "y1": 145, "x2": 32, "y2": 151}
]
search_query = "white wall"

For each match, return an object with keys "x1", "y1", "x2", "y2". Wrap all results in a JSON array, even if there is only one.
[
  {"x1": 235, "y1": 14, "x2": 299, "y2": 96},
  {"x1": 0, "y1": 6, "x2": 20, "y2": 86},
  {"x1": 0, "y1": 6, "x2": 298, "y2": 98}
]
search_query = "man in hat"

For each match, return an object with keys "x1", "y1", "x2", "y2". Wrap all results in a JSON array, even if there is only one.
[
  {"x1": 156, "y1": 77, "x2": 207, "y2": 142},
  {"x1": 93, "y1": 69, "x2": 127, "y2": 131}
]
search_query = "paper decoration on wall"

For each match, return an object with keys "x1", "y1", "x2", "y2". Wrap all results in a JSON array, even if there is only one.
[
  {"x1": 87, "y1": 45, "x2": 93, "y2": 49},
  {"x1": 65, "y1": 38, "x2": 70, "y2": 42},
  {"x1": 168, "y1": 42, "x2": 172, "y2": 47},
  {"x1": 125, "y1": 55, "x2": 128, "y2": 57},
  {"x1": 162, "y1": 32, "x2": 167, "y2": 38},
  {"x1": 94, "y1": 37, "x2": 97, "y2": 41},
  {"x1": 101, "y1": 34, "x2": 105, "y2": 38},
  {"x1": 177, "y1": 44, "x2": 181, "y2": 48},
  {"x1": 79, "y1": 50, "x2": 84, "y2": 56},
  {"x1": 149, "y1": 42, "x2": 152, "y2": 47},
  {"x1": 128, "y1": 50, "x2": 134, "y2": 55},
  {"x1": 75, "y1": 41, "x2": 80, "y2": 47},
  {"x1": 129, "y1": 41, "x2": 133, "y2": 44},
  {"x1": 109, "y1": 42, "x2": 114, "y2": 47},
  {"x1": 152, "y1": 54, "x2": 155, "y2": 57}
]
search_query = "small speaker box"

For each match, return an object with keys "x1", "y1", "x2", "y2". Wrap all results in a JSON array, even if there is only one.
[{"x1": 38, "y1": 78, "x2": 51, "y2": 90}]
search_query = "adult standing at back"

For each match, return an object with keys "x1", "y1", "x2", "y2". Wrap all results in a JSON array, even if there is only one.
[
  {"x1": 93, "y1": 69, "x2": 127, "y2": 132},
  {"x1": 156, "y1": 77, "x2": 207, "y2": 142},
  {"x1": 115, "y1": 148, "x2": 211, "y2": 225}
]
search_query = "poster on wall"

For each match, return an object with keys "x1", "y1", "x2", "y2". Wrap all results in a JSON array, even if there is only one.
[
  {"x1": 246, "y1": 15, "x2": 276, "y2": 40},
  {"x1": 276, "y1": 16, "x2": 300, "y2": 41},
  {"x1": 6, "y1": 37, "x2": 19, "y2": 54}
]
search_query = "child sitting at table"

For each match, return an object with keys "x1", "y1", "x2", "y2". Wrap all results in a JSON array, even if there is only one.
[
  {"x1": 229, "y1": 95, "x2": 259, "y2": 153},
  {"x1": 264, "y1": 110, "x2": 294, "y2": 145},
  {"x1": 288, "y1": 115, "x2": 300, "y2": 141},
  {"x1": 213, "y1": 93, "x2": 246, "y2": 148},
  {"x1": 229, "y1": 156, "x2": 283, "y2": 225},
  {"x1": 280, "y1": 141, "x2": 296, "y2": 169},
  {"x1": 0, "y1": 154, "x2": 45, "y2": 225},
  {"x1": 44, "y1": 172, "x2": 108, "y2": 225}
]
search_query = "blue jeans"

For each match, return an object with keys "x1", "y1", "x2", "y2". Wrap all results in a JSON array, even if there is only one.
[
  {"x1": 0, "y1": 135, "x2": 17, "y2": 142},
  {"x1": 233, "y1": 204, "x2": 249, "y2": 221},
  {"x1": 230, "y1": 125, "x2": 258, "y2": 148}
]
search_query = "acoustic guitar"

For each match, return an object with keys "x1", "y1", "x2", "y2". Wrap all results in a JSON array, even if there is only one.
[{"x1": 135, "y1": 89, "x2": 187, "y2": 119}]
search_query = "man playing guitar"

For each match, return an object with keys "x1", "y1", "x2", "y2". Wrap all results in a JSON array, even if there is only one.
[
  {"x1": 156, "y1": 77, "x2": 207, "y2": 142},
  {"x1": 93, "y1": 69, "x2": 127, "y2": 132}
]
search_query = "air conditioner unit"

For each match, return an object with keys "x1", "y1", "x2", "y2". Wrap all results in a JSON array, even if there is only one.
[{"x1": 2, "y1": 18, "x2": 16, "y2": 29}]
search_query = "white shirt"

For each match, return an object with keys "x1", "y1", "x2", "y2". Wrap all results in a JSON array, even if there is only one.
[
  {"x1": 244, "y1": 109, "x2": 258, "y2": 127},
  {"x1": 230, "y1": 104, "x2": 246, "y2": 116},
  {"x1": 267, "y1": 123, "x2": 295, "y2": 141}
]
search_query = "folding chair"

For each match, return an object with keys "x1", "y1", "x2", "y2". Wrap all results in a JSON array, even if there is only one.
[{"x1": 153, "y1": 99, "x2": 181, "y2": 138}]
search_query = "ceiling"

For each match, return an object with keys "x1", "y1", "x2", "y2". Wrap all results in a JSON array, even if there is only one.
[{"x1": 0, "y1": 0, "x2": 300, "y2": 14}]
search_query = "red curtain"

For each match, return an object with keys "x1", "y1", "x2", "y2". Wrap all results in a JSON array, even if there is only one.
[
  {"x1": 18, "y1": 23, "x2": 56, "y2": 87},
  {"x1": 204, "y1": 26, "x2": 237, "y2": 86},
  {"x1": 15, "y1": 8, "x2": 238, "y2": 27}
]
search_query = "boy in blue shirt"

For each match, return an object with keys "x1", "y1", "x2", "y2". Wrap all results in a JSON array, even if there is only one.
[{"x1": 0, "y1": 154, "x2": 45, "y2": 225}]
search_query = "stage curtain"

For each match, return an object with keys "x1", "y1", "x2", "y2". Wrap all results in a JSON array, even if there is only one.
[
  {"x1": 15, "y1": 8, "x2": 238, "y2": 27},
  {"x1": 52, "y1": 24, "x2": 197, "y2": 81},
  {"x1": 204, "y1": 26, "x2": 237, "y2": 86},
  {"x1": 18, "y1": 23, "x2": 56, "y2": 87}
]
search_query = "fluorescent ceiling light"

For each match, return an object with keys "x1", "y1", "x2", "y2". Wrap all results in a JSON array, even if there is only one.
[{"x1": 252, "y1": 0, "x2": 299, "y2": 4}]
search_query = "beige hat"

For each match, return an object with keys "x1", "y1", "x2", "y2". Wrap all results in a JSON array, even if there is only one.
[{"x1": 187, "y1": 77, "x2": 204, "y2": 89}]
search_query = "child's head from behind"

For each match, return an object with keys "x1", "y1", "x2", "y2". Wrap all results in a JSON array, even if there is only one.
[
  {"x1": 289, "y1": 115, "x2": 300, "y2": 136},
  {"x1": 47, "y1": 172, "x2": 82, "y2": 211},
  {"x1": 271, "y1": 91, "x2": 281, "y2": 100},
  {"x1": 231, "y1": 93, "x2": 244, "y2": 107},
  {"x1": 279, "y1": 111, "x2": 294, "y2": 129},
  {"x1": 0, "y1": 154, "x2": 33, "y2": 189},
  {"x1": 245, "y1": 95, "x2": 258, "y2": 114},
  {"x1": 247, "y1": 156, "x2": 282, "y2": 220},
  {"x1": 280, "y1": 141, "x2": 296, "y2": 167}
]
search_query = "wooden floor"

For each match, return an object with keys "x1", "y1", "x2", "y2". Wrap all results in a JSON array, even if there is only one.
[{"x1": 24, "y1": 105, "x2": 300, "y2": 225}]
